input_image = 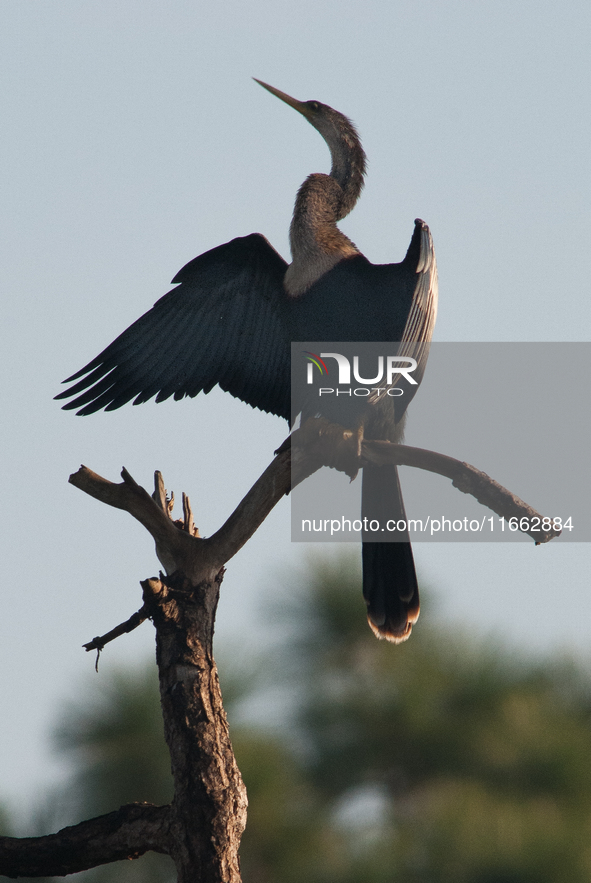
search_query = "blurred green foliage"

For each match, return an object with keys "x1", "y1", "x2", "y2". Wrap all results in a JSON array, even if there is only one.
[
  {"x1": 8, "y1": 557, "x2": 591, "y2": 883},
  {"x1": 235, "y1": 559, "x2": 591, "y2": 882}
]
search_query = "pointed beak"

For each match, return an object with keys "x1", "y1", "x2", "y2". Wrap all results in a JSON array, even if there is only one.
[{"x1": 253, "y1": 78, "x2": 315, "y2": 122}]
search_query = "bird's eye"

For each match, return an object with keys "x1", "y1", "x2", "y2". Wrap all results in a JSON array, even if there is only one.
[{"x1": 308, "y1": 101, "x2": 321, "y2": 112}]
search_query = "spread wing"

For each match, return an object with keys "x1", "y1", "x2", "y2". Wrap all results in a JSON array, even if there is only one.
[{"x1": 56, "y1": 234, "x2": 291, "y2": 420}]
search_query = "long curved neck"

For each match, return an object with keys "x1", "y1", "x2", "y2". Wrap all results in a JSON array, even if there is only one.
[
  {"x1": 285, "y1": 124, "x2": 367, "y2": 297},
  {"x1": 255, "y1": 80, "x2": 369, "y2": 294},
  {"x1": 285, "y1": 174, "x2": 360, "y2": 296}
]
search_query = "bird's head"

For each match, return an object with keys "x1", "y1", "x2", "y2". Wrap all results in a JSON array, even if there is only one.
[{"x1": 254, "y1": 78, "x2": 366, "y2": 216}]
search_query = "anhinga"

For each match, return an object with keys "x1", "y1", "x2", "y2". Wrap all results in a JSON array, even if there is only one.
[{"x1": 56, "y1": 81, "x2": 438, "y2": 643}]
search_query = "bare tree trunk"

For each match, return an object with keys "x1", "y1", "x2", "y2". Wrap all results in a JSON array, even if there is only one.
[{"x1": 145, "y1": 573, "x2": 246, "y2": 883}]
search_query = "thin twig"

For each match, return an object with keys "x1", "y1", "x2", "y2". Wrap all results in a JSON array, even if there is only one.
[{"x1": 83, "y1": 604, "x2": 150, "y2": 670}]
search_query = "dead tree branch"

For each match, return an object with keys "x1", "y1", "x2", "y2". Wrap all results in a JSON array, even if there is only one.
[
  {"x1": 0, "y1": 804, "x2": 169, "y2": 878},
  {"x1": 361, "y1": 441, "x2": 560, "y2": 543},
  {"x1": 291, "y1": 418, "x2": 561, "y2": 543},
  {"x1": 83, "y1": 604, "x2": 150, "y2": 672}
]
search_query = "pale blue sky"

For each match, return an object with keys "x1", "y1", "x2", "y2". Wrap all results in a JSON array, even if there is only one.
[{"x1": 1, "y1": 0, "x2": 589, "y2": 821}]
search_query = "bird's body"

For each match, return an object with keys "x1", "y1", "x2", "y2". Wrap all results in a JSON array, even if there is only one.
[{"x1": 57, "y1": 81, "x2": 438, "y2": 642}]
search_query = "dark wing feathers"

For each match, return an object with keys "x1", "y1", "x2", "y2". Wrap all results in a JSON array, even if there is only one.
[
  {"x1": 56, "y1": 234, "x2": 291, "y2": 420},
  {"x1": 57, "y1": 222, "x2": 436, "y2": 424}
]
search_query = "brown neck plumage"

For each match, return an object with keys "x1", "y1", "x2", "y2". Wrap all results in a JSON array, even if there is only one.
[
  {"x1": 285, "y1": 117, "x2": 367, "y2": 297},
  {"x1": 284, "y1": 173, "x2": 360, "y2": 296}
]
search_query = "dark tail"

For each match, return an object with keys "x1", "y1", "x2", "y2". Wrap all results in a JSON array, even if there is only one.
[{"x1": 361, "y1": 463, "x2": 419, "y2": 642}]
